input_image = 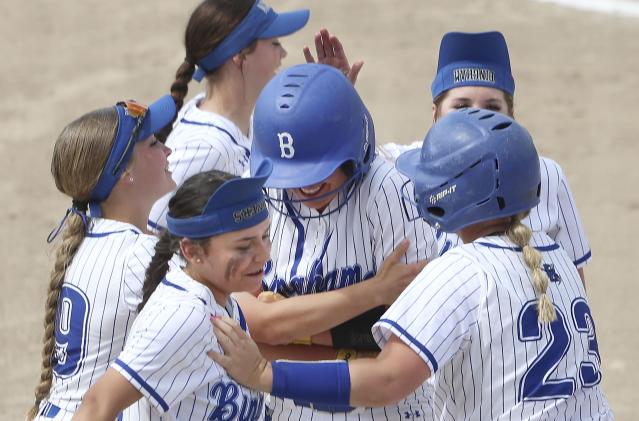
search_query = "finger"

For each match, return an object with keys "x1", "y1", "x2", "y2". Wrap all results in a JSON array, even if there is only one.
[
  {"x1": 314, "y1": 33, "x2": 325, "y2": 61},
  {"x1": 212, "y1": 316, "x2": 241, "y2": 344},
  {"x1": 329, "y1": 35, "x2": 347, "y2": 63},
  {"x1": 387, "y1": 239, "x2": 410, "y2": 264},
  {"x1": 207, "y1": 349, "x2": 230, "y2": 366},
  {"x1": 319, "y1": 29, "x2": 334, "y2": 57},
  {"x1": 303, "y1": 46, "x2": 316, "y2": 63},
  {"x1": 348, "y1": 60, "x2": 364, "y2": 85}
]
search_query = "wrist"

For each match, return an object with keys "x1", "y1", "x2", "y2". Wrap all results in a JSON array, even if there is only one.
[{"x1": 259, "y1": 357, "x2": 274, "y2": 393}]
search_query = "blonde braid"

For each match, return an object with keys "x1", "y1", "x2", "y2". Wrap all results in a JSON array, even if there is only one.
[
  {"x1": 506, "y1": 212, "x2": 556, "y2": 324},
  {"x1": 27, "y1": 107, "x2": 116, "y2": 420},
  {"x1": 27, "y1": 214, "x2": 87, "y2": 419}
]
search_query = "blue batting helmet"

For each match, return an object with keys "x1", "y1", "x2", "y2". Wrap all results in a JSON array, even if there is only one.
[
  {"x1": 396, "y1": 108, "x2": 540, "y2": 232},
  {"x1": 250, "y1": 63, "x2": 375, "y2": 189}
]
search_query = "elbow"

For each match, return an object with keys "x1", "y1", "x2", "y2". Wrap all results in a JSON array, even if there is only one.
[{"x1": 74, "y1": 389, "x2": 116, "y2": 421}]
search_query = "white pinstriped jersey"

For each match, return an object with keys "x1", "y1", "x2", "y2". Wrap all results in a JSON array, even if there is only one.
[
  {"x1": 373, "y1": 232, "x2": 612, "y2": 420},
  {"x1": 149, "y1": 93, "x2": 251, "y2": 231},
  {"x1": 263, "y1": 156, "x2": 438, "y2": 421},
  {"x1": 114, "y1": 269, "x2": 264, "y2": 421},
  {"x1": 35, "y1": 219, "x2": 157, "y2": 420},
  {"x1": 378, "y1": 142, "x2": 592, "y2": 268}
]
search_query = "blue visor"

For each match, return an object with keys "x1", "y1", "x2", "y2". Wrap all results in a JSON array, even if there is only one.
[
  {"x1": 88, "y1": 95, "x2": 176, "y2": 216},
  {"x1": 166, "y1": 160, "x2": 272, "y2": 239},
  {"x1": 193, "y1": 0, "x2": 309, "y2": 81},
  {"x1": 431, "y1": 31, "x2": 515, "y2": 100}
]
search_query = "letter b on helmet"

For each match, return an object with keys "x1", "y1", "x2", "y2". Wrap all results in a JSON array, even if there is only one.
[{"x1": 277, "y1": 132, "x2": 295, "y2": 159}]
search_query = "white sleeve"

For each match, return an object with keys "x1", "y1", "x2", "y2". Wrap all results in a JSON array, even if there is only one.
[
  {"x1": 113, "y1": 304, "x2": 222, "y2": 413},
  {"x1": 149, "y1": 139, "x2": 226, "y2": 230},
  {"x1": 373, "y1": 252, "x2": 483, "y2": 373},
  {"x1": 533, "y1": 158, "x2": 592, "y2": 268},
  {"x1": 367, "y1": 162, "x2": 438, "y2": 264},
  {"x1": 554, "y1": 165, "x2": 592, "y2": 267},
  {"x1": 376, "y1": 141, "x2": 423, "y2": 163},
  {"x1": 122, "y1": 235, "x2": 158, "y2": 312}
]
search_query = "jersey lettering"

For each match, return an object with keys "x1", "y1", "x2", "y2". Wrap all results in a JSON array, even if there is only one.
[
  {"x1": 277, "y1": 132, "x2": 295, "y2": 159},
  {"x1": 269, "y1": 262, "x2": 375, "y2": 296},
  {"x1": 208, "y1": 381, "x2": 263, "y2": 421}
]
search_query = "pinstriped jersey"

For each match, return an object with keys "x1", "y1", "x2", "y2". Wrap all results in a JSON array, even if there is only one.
[
  {"x1": 149, "y1": 93, "x2": 251, "y2": 231},
  {"x1": 35, "y1": 219, "x2": 157, "y2": 420},
  {"x1": 115, "y1": 269, "x2": 264, "y2": 421},
  {"x1": 373, "y1": 232, "x2": 612, "y2": 420},
  {"x1": 378, "y1": 143, "x2": 592, "y2": 268},
  {"x1": 263, "y1": 156, "x2": 438, "y2": 420}
]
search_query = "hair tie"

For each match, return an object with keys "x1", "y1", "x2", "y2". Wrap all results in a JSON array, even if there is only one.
[
  {"x1": 72, "y1": 199, "x2": 89, "y2": 212},
  {"x1": 46, "y1": 204, "x2": 89, "y2": 243}
]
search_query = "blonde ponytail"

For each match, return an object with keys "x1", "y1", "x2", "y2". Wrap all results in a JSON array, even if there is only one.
[{"x1": 506, "y1": 213, "x2": 556, "y2": 324}]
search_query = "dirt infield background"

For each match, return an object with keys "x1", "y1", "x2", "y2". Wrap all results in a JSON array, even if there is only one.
[{"x1": 1, "y1": 0, "x2": 637, "y2": 419}]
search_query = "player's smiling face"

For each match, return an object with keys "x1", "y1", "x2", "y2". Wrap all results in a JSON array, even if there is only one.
[
  {"x1": 288, "y1": 168, "x2": 349, "y2": 212},
  {"x1": 188, "y1": 218, "x2": 271, "y2": 304},
  {"x1": 434, "y1": 86, "x2": 512, "y2": 121},
  {"x1": 127, "y1": 135, "x2": 176, "y2": 199}
]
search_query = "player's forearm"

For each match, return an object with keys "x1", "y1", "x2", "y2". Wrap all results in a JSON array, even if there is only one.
[
  {"x1": 258, "y1": 342, "x2": 339, "y2": 361},
  {"x1": 235, "y1": 283, "x2": 386, "y2": 345}
]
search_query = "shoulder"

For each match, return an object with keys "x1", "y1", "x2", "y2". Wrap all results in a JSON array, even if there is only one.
[
  {"x1": 361, "y1": 155, "x2": 407, "y2": 200},
  {"x1": 539, "y1": 155, "x2": 566, "y2": 181}
]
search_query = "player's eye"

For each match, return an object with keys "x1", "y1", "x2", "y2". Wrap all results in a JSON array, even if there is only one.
[{"x1": 272, "y1": 40, "x2": 281, "y2": 47}]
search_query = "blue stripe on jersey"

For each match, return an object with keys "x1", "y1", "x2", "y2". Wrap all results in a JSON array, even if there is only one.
[
  {"x1": 284, "y1": 202, "x2": 306, "y2": 277},
  {"x1": 476, "y1": 242, "x2": 560, "y2": 252},
  {"x1": 237, "y1": 305, "x2": 248, "y2": 332},
  {"x1": 86, "y1": 229, "x2": 140, "y2": 238},
  {"x1": 147, "y1": 219, "x2": 165, "y2": 232},
  {"x1": 377, "y1": 318, "x2": 439, "y2": 373},
  {"x1": 180, "y1": 118, "x2": 250, "y2": 159},
  {"x1": 114, "y1": 358, "x2": 170, "y2": 412},
  {"x1": 162, "y1": 278, "x2": 187, "y2": 292},
  {"x1": 573, "y1": 250, "x2": 592, "y2": 266}
]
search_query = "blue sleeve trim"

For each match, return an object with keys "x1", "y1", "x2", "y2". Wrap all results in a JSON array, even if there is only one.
[
  {"x1": 114, "y1": 358, "x2": 169, "y2": 412},
  {"x1": 378, "y1": 318, "x2": 439, "y2": 373},
  {"x1": 147, "y1": 219, "x2": 165, "y2": 231},
  {"x1": 573, "y1": 250, "x2": 592, "y2": 266}
]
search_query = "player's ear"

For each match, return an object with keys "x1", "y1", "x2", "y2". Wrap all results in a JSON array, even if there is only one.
[
  {"x1": 180, "y1": 238, "x2": 204, "y2": 264},
  {"x1": 431, "y1": 103, "x2": 438, "y2": 123},
  {"x1": 231, "y1": 53, "x2": 246, "y2": 67}
]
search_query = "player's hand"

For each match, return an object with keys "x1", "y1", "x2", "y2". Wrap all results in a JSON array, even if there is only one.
[
  {"x1": 373, "y1": 240, "x2": 427, "y2": 306},
  {"x1": 303, "y1": 28, "x2": 364, "y2": 85},
  {"x1": 209, "y1": 316, "x2": 273, "y2": 392}
]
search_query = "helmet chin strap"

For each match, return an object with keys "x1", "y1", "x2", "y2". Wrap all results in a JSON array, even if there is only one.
[{"x1": 265, "y1": 167, "x2": 365, "y2": 220}]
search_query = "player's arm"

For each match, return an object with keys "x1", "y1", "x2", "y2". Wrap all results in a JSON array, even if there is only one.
[
  {"x1": 210, "y1": 319, "x2": 430, "y2": 407},
  {"x1": 234, "y1": 240, "x2": 425, "y2": 345},
  {"x1": 72, "y1": 368, "x2": 141, "y2": 420},
  {"x1": 547, "y1": 158, "x2": 591, "y2": 286}
]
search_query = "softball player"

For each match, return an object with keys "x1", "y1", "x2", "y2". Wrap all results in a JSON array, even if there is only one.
[
  {"x1": 377, "y1": 31, "x2": 592, "y2": 281},
  {"x1": 212, "y1": 109, "x2": 613, "y2": 420},
  {"x1": 29, "y1": 96, "x2": 177, "y2": 420},
  {"x1": 235, "y1": 63, "x2": 438, "y2": 420},
  {"x1": 148, "y1": 0, "x2": 311, "y2": 231},
  {"x1": 73, "y1": 163, "x2": 274, "y2": 420}
]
